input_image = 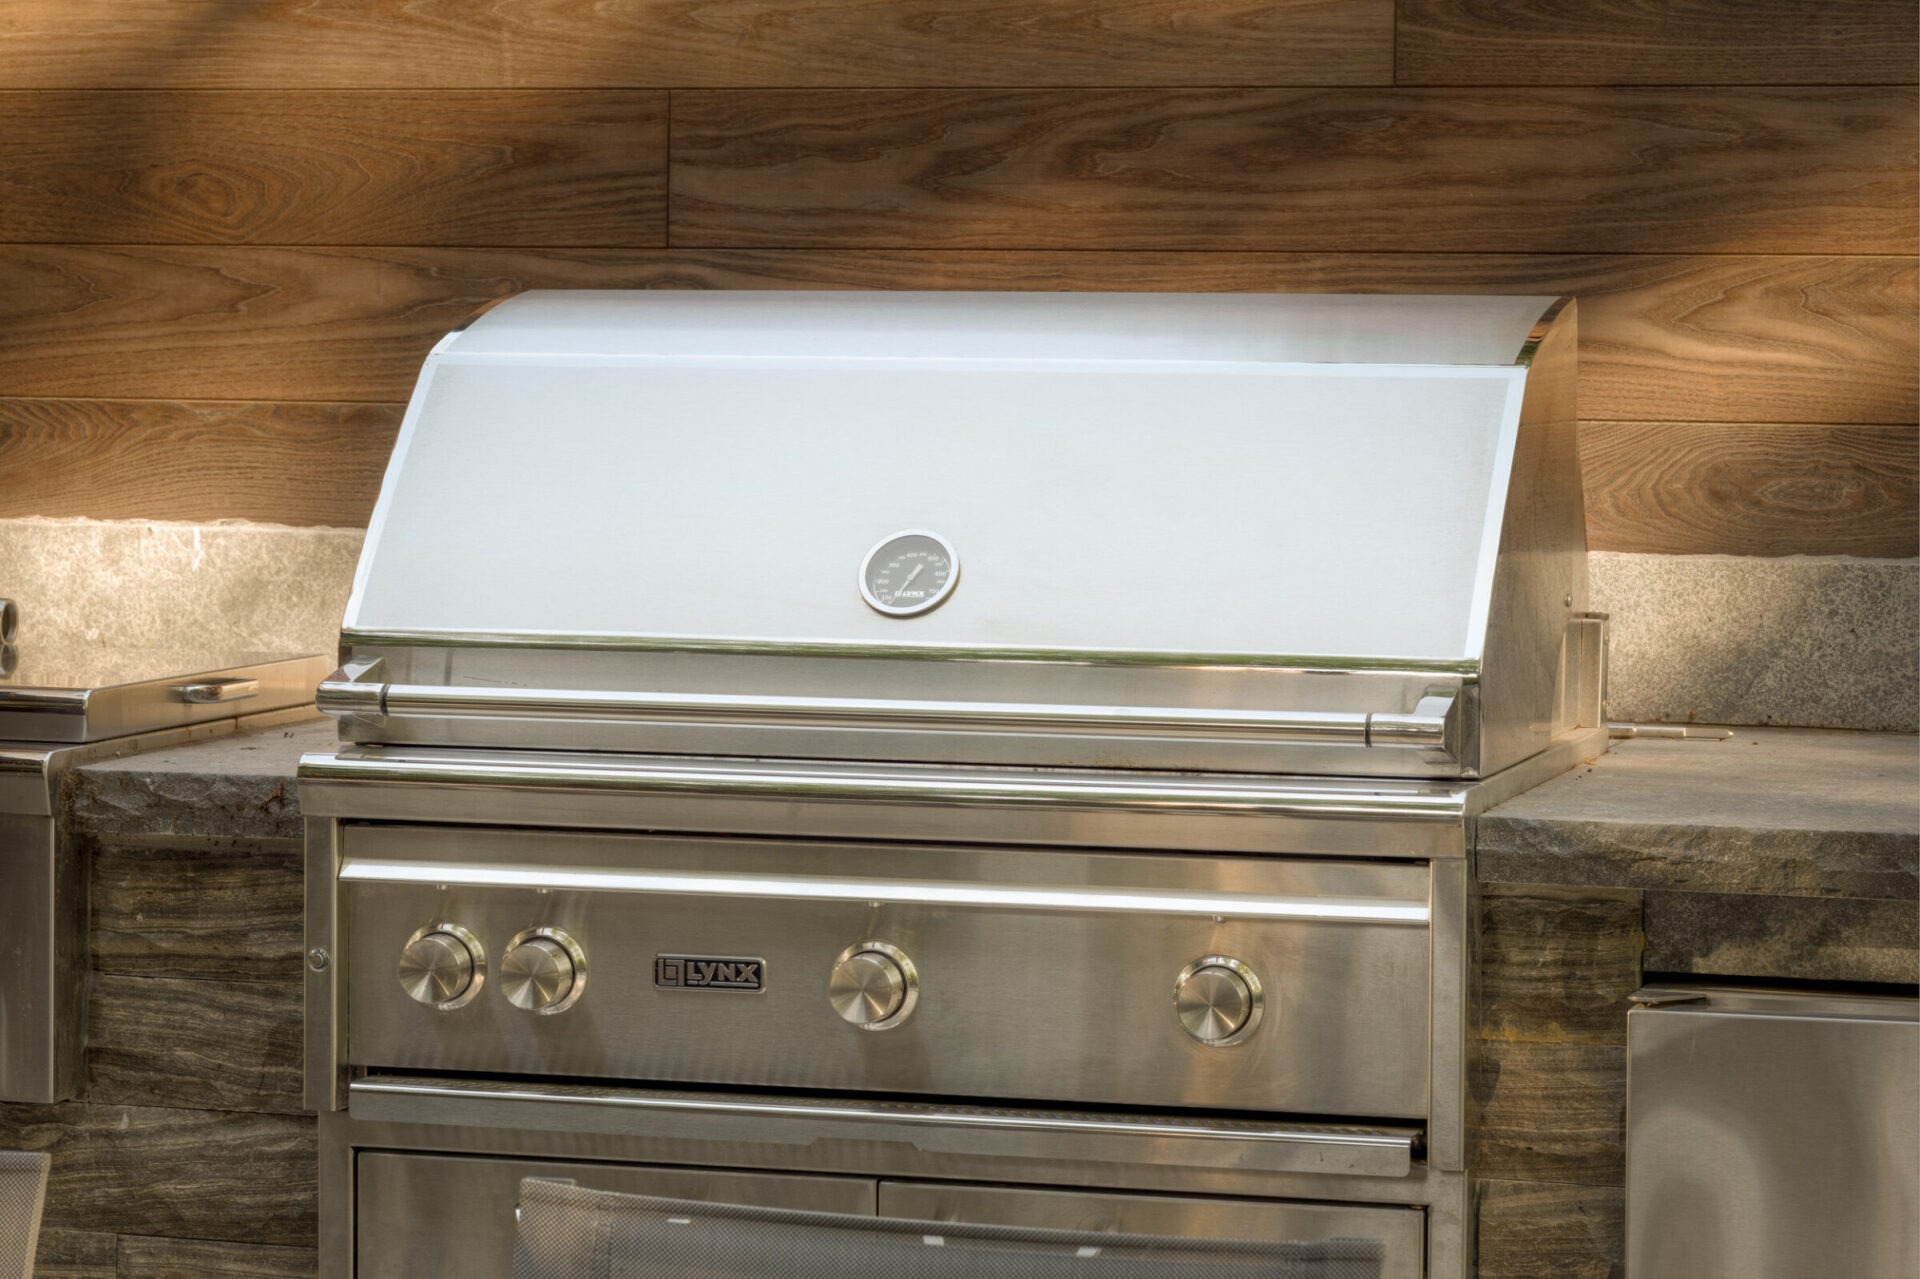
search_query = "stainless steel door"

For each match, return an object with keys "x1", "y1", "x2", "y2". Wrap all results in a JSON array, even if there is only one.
[
  {"x1": 1627, "y1": 986, "x2": 1919, "y2": 1279},
  {"x1": 354, "y1": 1152, "x2": 876, "y2": 1278},
  {"x1": 879, "y1": 1182, "x2": 1425, "y2": 1279}
]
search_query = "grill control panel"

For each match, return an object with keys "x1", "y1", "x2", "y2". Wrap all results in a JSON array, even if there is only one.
[{"x1": 346, "y1": 827, "x2": 1433, "y2": 1120}]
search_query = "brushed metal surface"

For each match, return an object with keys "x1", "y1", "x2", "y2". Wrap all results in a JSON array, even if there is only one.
[
  {"x1": 340, "y1": 826, "x2": 1432, "y2": 1119},
  {"x1": 348, "y1": 1077, "x2": 1420, "y2": 1180},
  {"x1": 499, "y1": 931, "x2": 586, "y2": 1015},
  {"x1": 348, "y1": 292, "x2": 1546, "y2": 662},
  {"x1": 827, "y1": 943, "x2": 916, "y2": 1030},
  {"x1": 0, "y1": 810, "x2": 74, "y2": 1105},
  {"x1": 0, "y1": 654, "x2": 326, "y2": 743},
  {"x1": 878, "y1": 1182, "x2": 1424, "y2": 1279},
  {"x1": 396, "y1": 926, "x2": 481, "y2": 1010},
  {"x1": 1173, "y1": 957, "x2": 1263, "y2": 1047},
  {"x1": 1627, "y1": 986, "x2": 1919, "y2": 1279},
  {"x1": 1476, "y1": 298, "x2": 1586, "y2": 776},
  {"x1": 354, "y1": 1150, "x2": 875, "y2": 1279},
  {"x1": 299, "y1": 745, "x2": 1471, "y2": 861},
  {"x1": 332, "y1": 290, "x2": 1587, "y2": 778},
  {"x1": 320, "y1": 1106, "x2": 1472, "y2": 1279}
]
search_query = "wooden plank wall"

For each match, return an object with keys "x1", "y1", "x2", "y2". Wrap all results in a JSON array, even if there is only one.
[{"x1": 0, "y1": 2, "x2": 1913, "y2": 556}]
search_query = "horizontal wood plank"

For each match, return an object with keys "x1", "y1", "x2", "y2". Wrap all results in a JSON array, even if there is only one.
[
  {"x1": 0, "y1": 1103, "x2": 315, "y2": 1247},
  {"x1": 0, "y1": 399, "x2": 399, "y2": 524},
  {"x1": 0, "y1": 91, "x2": 664, "y2": 246},
  {"x1": 1478, "y1": 886, "x2": 1643, "y2": 1047},
  {"x1": 1475, "y1": 1178, "x2": 1624, "y2": 1279},
  {"x1": 0, "y1": 0, "x2": 1391, "y2": 90},
  {"x1": 117, "y1": 1236, "x2": 317, "y2": 1278},
  {"x1": 1584, "y1": 421, "x2": 1920, "y2": 558},
  {"x1": 92, "y1": 845, "x2": 303, "y2": 983},
  {"x1": 669, "y1": 88, "x2": 1917, "y2": 254},
  {"x1": 1399, "y1": 0, "x2": 1918, "y2": 87},
  {"x1": 1473, "y1": 1042, "x2": 1626, "y2": 1184},
  {"x1": 1, "y1": 249, "x2": 1910, "y2": 426},
  {"x1": 88, "y1": 976, "x2": 304, "y2": 1114}
]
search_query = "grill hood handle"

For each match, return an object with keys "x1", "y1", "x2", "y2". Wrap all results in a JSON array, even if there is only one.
[{"x1": 316, "y1": 662, "x2": 1455, "y2": 752}]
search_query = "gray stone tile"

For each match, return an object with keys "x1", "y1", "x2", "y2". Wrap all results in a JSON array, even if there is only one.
[
  {"x1": 1644, "y1": 890, "x2": 1919, "y2": 985},
  {"x1": 0, "y1": 517, "x2": 359, "y2": 675},
  {"x1": 1592, "y1": 552, "x2": 1918, "y2": 731}
]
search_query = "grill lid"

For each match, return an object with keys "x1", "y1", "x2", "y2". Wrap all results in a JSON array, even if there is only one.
[{"x1": 328, "y1": 291, "x2": 1596, "y2": 778}]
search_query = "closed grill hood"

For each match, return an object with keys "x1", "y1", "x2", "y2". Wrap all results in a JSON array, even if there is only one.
[{"x1": 320, "y1": 291, "x2": 1600, "y2": 779}]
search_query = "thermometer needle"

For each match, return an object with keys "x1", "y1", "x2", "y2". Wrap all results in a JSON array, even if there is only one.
[{"x1": 895, "y1": 563, "x2": 925, "y2": 593}]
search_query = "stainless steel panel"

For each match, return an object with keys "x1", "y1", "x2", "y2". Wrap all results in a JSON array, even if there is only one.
[
  {"x1": 349, "y1": 1078, "x2": 1421, "y2": 1180},
  {"x1": 1426, "y1": 857, "x2": 1468, "y2": 1173},
  {"x1": 341, "y1": 828, "x2": 1433, "y2": 1118},
  {"x1": 299, "y1": 747, "x2": 1471, "y2": 861},
  {"x1": 355, "y1": 1150, "x2": 874, "y2": 1279},
  {"x1": 878, "y1": 1182, "x2": 1424, "y2": 1279},
  {"x1": 305, "y1": 818, "x2": 345, "y2": 1112},
  {"x1": 350, "y1": 353, "x2": 1521, "y2": 663},
  {"x1": 1626, "y1": 986, "x2": 1919, "y2": 1279},
  {"x1": 0, "y1": 654, "x2": 327, "y2": 744},
  {"x1": 1476, "y1": 299, "x2": 1586, "y2": 777},
  {"x1": 0, "y1": 811, "x2": 79, "y2": 1104}
]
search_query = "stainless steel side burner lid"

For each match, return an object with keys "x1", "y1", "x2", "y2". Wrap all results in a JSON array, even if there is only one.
[
  {"x1": 319, "y1": 290, "x2": 1603, "y2": 779},
  {"x1": 0, "y1": 645, "x2": 331, "y2": 744}
]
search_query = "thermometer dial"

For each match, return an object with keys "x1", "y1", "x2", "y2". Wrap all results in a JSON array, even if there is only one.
[{"x1": 860, "y1": 531, "x2": 959, "y2": 617}]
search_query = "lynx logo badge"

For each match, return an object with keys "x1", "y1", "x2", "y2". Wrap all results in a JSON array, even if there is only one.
[{"x1": 655, "y1": 955, "x2": 765, "y2": 993}]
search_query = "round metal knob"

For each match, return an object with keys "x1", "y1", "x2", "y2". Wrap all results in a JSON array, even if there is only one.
[
  {"x1": 829, "y1": 942, "x2": 918, "y2": 1030},
  {"x1": 397, "y1": 925, "x2": 482, "y2": 1010},
  {"x1": 500, "y1": 930, "x2": 586, "y2": 1014},
  {"x1": 1175, "y1": 956, "x2": 1264, "y2": 1047}
]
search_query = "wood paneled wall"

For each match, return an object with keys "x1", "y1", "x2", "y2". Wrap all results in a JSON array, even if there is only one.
[{"x1": 1, "y1": 1, "x2": 1914, "y2": 556}]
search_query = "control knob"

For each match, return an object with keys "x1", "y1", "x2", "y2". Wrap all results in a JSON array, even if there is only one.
[
  {"x1": 829, "y1": 941, "x2": 919, "y2": 1030},
  {"x1": 1174, "y1": 956, "x2": 1264, "y2": 1047},
  {"x1": 500, "y1": 929, "x2": 587, "y2": 1014},
  {"x1": 397, "y1": 924, "x2": 484, "y2": 1010}
]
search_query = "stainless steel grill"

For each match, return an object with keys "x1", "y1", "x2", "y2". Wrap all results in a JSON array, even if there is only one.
[{"x1": 301, "y1": 290, "x2": 1607, "y2": 1279}]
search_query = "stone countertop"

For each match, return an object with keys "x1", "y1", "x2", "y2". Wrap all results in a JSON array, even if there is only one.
[
  {"x1": 66, "y1": 719, "x2": 1919, "y2": 906},
  {"x1": 1478, "y1": 728, "x2": 1918, "y2": 903},
  {"x1": 65, "y1": 716, "x2": 338, "y2": 846}
]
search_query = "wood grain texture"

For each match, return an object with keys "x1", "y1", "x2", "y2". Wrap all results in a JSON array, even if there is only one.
[
  {"x1": 0, "y1": 399, "x2": 398, "y2": 523},
  {"x1": 1399, "y1": 0, "x2": 1918, "y2": 87},
  {"x1": 1475, "y1": 1178, "x2": 1624, "y2": 1279},
  {"x1": 117, "y1": 1236, "x2": 317, "y2": 1278},
  {"x1": 2, "y1": 249, "x2": 1910, "y2": 425},
  {"x1": 33, "y1": 1230, "x2": 117, "y2": 1279},
  {"x1": 0, "y1": 0, "x2": 1391, "y2": 90},
  {"x1": 0, "y1": 1103, "x2": 315, "y2": 1247},
  {"x1": 1478, "y1": 886, "x2": 1642, "y2": 1048},
  {"x1": 669, "y1": 88, "x2": 1916, "y2": 254},
  {"x1": 92, "y1": 845, "x2": 303, "y2": 982},
  {"x1": 87, "y1": 976, "x2": 304, "y2": 1114},
  {"x1": 1583, "y1": 421, "x2": 1919, "y2": 558},
  {"x1": 0, "y1": 91, "x2": 665, "y2": 246},
  {"x1": 1473, "y1": 1042, "x2": 1626, "y2": 1184}
]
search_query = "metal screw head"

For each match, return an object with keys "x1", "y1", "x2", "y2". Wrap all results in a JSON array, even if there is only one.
[{"x1": 307, "y1": 947, "x2": 330, "y2": 972}]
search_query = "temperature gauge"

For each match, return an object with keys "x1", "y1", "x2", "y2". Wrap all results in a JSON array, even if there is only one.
[{"x1": 860, "y1": 531, "x2": 959, "y2": 617}]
